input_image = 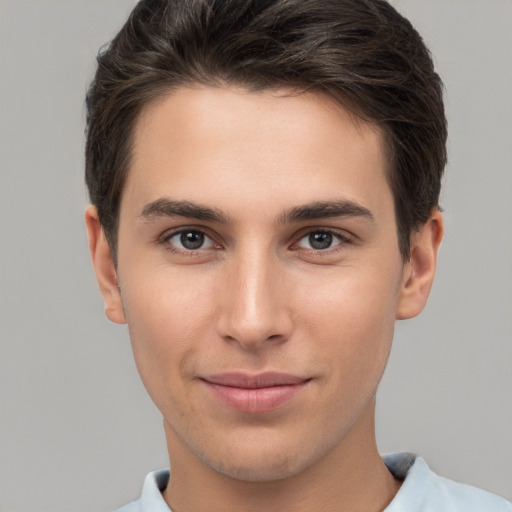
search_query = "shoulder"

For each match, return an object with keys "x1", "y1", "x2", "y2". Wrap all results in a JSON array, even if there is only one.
[{"x1": 384, "y1": 453, "x2": 512, "y2": 512}]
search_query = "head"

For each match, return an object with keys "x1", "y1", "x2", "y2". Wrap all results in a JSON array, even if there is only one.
[
  {"x1": 84, "y1": 0, "x2": 445, "y2": 487},
  {"x1": 85, "y1": 0, "x2": 446, "y2": 262}
]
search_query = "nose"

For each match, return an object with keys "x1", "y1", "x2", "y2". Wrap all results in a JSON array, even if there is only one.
[{"x1": 215, "y1": 249, "x2": 293, "y2": 350}]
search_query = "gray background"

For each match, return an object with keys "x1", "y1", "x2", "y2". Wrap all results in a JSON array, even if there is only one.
[{"x1": 0, "y1": 0, "x2": 511, "y2": 510}]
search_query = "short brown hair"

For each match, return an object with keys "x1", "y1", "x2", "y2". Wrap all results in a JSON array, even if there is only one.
[{"x1": 85, "y1": 0, "x2": 447, "y2": 260}]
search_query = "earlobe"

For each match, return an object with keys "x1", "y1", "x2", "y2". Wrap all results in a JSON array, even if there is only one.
[
  {"x1": 396, "y1": 210, "x2": 444, "y2": 320},
  {"x1": 84, "y1": 206, "x2": 127, "y2": 324}
]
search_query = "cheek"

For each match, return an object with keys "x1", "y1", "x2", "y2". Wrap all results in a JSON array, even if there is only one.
[
  {"x1": 120, "y1": 268, "x2": 217, "y2": 403},
  {"x1": 301, "y1": 261, "x2": 399, "y2": 324},
  {"x1": 297, "y1": 264, "x2": 401, "y2": 375},
  {"x1": 123, "y1": 266, "x2": 216, "y2": 342}
]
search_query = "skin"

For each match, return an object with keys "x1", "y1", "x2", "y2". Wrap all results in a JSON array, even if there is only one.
[{"x1": 86, "y1": 86, "x2": 443, "y2": 512}]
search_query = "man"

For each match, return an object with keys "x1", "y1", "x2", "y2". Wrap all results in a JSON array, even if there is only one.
[{"x1": 84, "y1": 0, "x2": 511, "y2": 511}]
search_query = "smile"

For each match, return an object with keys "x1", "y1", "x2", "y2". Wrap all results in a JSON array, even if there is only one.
[{"x1": 201, "y1": 372, "x2": 311, "y2": 413}]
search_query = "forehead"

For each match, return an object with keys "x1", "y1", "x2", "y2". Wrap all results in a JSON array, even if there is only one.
[{"x1": 123, "y1": 86, "x2": 391, "y2": 221}]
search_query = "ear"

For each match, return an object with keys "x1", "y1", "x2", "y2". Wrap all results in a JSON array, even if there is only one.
[
  {"x1": 396, "y1": 210, "x2": 444, "y2": 320},
  {"x1": 84, "y1": 205, "x2": 126, "y2": 324}
]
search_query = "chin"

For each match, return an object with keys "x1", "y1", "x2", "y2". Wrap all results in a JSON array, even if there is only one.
[
  {"x1": 192, "y1": 430, "x2": 336, "y2": 483},
  {"x1": 202, "y1": 451, "x2": 303, "y2": 482}
]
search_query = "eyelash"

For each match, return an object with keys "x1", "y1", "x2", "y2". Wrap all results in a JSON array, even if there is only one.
[
  {"x1": 158, "y1": 228, "x2": 220, "y2": 256},
  {"x1": 158, "y1": 227, "x2": 353, "y2": 256},
  {"x1": 293, "y1": 228, "x2": 352, "y2": 253}
]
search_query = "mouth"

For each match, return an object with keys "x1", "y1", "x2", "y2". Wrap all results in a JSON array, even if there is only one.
[{"x1": 201, "y1": 372, "x2": 311, "y2": 413}]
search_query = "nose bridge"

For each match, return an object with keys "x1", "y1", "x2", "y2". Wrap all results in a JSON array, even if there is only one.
[{"x1": 217, "y1": 242, "x2": 291, "y2": 347}]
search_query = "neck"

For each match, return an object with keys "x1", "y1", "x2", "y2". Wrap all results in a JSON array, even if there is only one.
[{"x1": 162, "y1": 399, "x2": 400, "y2": 512}]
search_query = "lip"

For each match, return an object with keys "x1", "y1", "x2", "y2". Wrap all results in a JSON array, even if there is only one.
[{"x1": 201, "y1": 372, "x2": 311, "y2": 413}]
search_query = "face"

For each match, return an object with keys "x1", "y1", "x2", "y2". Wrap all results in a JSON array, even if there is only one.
[{"x1": 87, "y1": 86, "x2": 441, "y2": 482}]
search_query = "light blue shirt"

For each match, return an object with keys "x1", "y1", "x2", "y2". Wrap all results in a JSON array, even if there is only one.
[{"x1": 116, "y1": 453, "x2": 512, "y2": 511}]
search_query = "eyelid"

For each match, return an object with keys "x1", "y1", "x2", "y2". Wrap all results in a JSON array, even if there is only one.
[
  {"x1": 156, "y1": 225, "x2": 354, "y2": 254},
  {"x1": 158, "y1": 226, "x2": 222, "y2": 252},
  {"x1": 291, "y1": 227, "x2": 353, "y2": 252}
]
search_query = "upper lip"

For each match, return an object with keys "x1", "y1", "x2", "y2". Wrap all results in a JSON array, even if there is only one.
[{"x1": 202, "y1": 372, "x2": 309, "y2": 389}]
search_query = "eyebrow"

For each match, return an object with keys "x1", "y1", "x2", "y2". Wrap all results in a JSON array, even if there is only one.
[
  {"x1": 139, "y1": 197, "x2": 374, "y2": 224},
  {"x1": 279, "y1": 200, "x2": 374, "y2": 224},
  {"x1": 139, "y1": 198, "x2": 231, "y2": 223}
]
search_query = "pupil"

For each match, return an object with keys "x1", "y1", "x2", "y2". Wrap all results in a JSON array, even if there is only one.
[
  {"x1": 181, "y1": 231, "x2": 204, "y2": 250},
  {"x1": 310, "y1": 232, "x2": 332, "y2": 250}
]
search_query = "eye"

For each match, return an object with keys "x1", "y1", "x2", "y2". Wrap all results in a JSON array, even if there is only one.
[
  {"x1": 296, "y1": 230, "x2": 347, "y2": 251},
  {"x1": 165, "y1": 229, "x2": 216, "y2": 251}
]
